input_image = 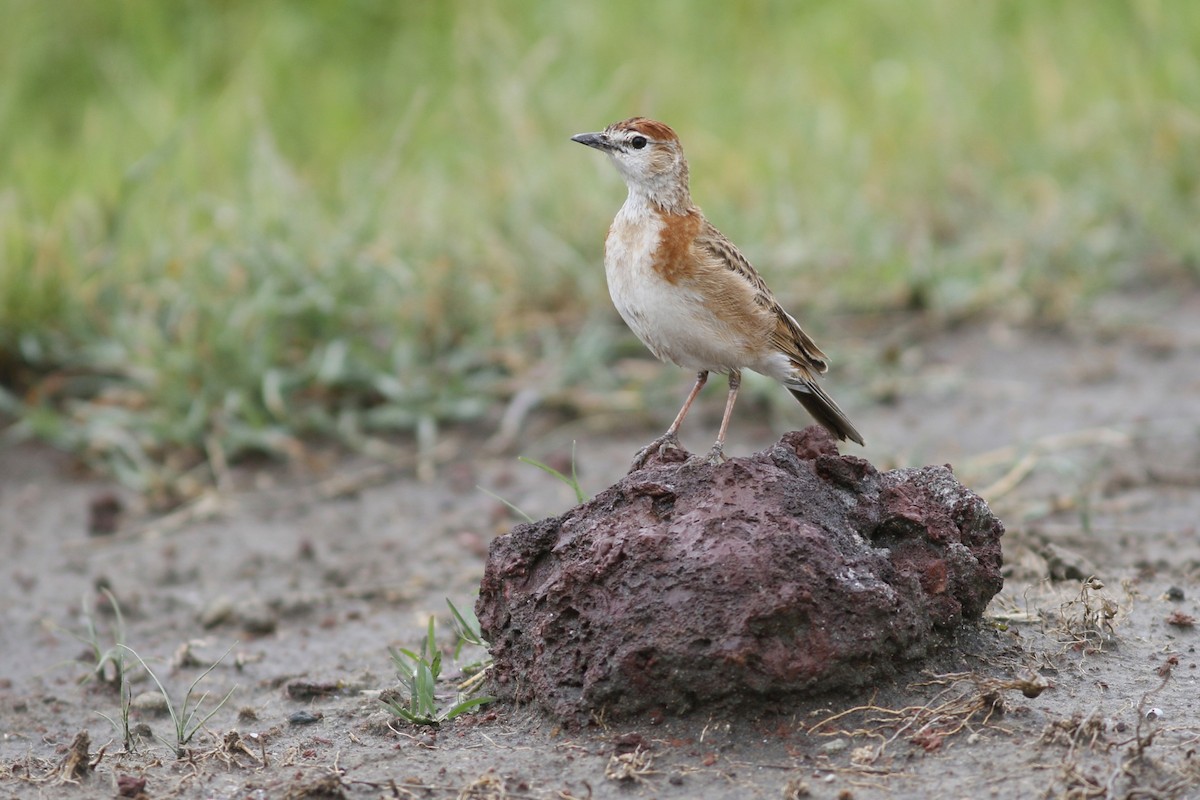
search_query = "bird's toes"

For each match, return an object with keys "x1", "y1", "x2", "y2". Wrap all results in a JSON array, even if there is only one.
[
  {"x1": 628, "y1": 433, "x2": 684, "y2": 473},
  {"x1": 704, "y1": 444, "x2": 727, "y2": 465},
  {"x1": 629, "y1": 440, "x2": 663, "y2": 472},
  {"x1": 657, "y1": 433, "x2": 682, "y2": 454},
  {"x1": 681, "y1": 448, "x2": 724, "y2": 468}
]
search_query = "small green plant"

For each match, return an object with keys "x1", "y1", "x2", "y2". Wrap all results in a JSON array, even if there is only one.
[
  {"x1": 447, "y1": 598, "x2": 487, "y2": 656},
  {"x1": 518, "y1": 441, "x2": 586, "y2": 505},
  {"x1": 95, "y1": 680, "x2": 137, "y2": 754},
  {"x1": 119, "y1": 643, "x2": 238, "y2": 758},
  {"x1": 447, "y1": 599, "x2": 493, "y2": 697},
  {"x1": 382, "y1": 602, "x2": 494, "y2": 726},
  {"x1": 67, "y1": 589, "x2": 136, "y2": 752},
  {"x1": 68, "y1": 588, "x2": 128, "y2": 689},
  {"x1": 479, "y1": 442, "x2": 589, "y2": 522}
]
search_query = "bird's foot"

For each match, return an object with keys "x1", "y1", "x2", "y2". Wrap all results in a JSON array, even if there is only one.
[
  {"x1": 629, "y1": 433, "x2": 682, "y2": 473},
  {"x1": 683, "y1": 442, "x2": 728, "y2": 467}
]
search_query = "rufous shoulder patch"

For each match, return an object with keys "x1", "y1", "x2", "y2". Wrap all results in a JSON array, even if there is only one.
[{"x1": 651, "y1": 208, "x2": 703, "y2": 284}]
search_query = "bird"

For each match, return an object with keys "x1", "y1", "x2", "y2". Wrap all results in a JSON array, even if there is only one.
[{"x1": 571, "y1": 117, "x2": 864, "y2": 469}]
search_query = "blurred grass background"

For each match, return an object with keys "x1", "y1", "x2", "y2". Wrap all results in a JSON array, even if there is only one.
[{"x1": 1, "y1": 1, "x2": 1197, "y2": 502}]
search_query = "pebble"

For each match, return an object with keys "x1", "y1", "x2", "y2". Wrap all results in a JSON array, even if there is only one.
[
  {"x1": 238, "y1": 602, "x2": 279, "y2": 635},
  {"x1": 819, "y1": 738, "x2": 848, "y2": 755},
  {"x1": 198, "y1": 596, "x2": 235, "y2": 629},
  {"x1": 1041, "y1": 543, "x2": 1097, "y2": 582},
  {"x1": 288, "y1": 710, "x2": 323, "y2": 726},
  {"x1": 130, "y1": 691, "x2": 170, "y2": 716}
]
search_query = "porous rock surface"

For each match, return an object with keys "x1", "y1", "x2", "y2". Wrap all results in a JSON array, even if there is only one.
[{"x1": 476, "y1": 427, "x2": 1004, "y2": 724}]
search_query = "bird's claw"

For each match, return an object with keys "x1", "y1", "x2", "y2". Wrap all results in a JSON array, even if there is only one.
[
  {"x1": 629, "y1": 433, "x2": 682, "y2": 473},
  {"x1": 681, "y1": 443, "x2": 727, "y2": 468}
]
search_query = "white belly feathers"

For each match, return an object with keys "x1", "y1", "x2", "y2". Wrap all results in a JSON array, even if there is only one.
[{"x1": 604, "y1": 202, "x2": 754, "y2": 374}]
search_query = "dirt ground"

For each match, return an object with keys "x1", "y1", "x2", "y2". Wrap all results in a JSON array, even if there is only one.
[{"x1": 2, "y1": 288, "x2": 1199, "y2": 800}]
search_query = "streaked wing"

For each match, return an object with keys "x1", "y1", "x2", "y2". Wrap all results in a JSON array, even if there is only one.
[{"x1": 695, "y1": 221, "x2": 828, "y2": 375}]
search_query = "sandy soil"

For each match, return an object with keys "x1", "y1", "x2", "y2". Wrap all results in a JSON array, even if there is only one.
[{"x1": 2, "y1": 289, "x2": 1199, "y2": 799}]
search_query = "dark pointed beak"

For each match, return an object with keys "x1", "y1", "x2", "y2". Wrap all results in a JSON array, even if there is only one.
[{"x1": 571, "y1": 131, "x2": 612, "y2": 151}]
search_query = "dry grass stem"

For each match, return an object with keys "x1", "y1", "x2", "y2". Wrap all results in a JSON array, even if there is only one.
[
  {"x1": 457, "y1": 773, "x2": 508, "y2": 800},
  {"x1": 604, "y1": 747, "x2": 656, "y2": 784},
  {"x1": 807, "y1": 672, "x2": 1047, "y2": 760}
]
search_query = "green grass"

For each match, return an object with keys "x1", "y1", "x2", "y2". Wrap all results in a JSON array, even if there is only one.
[
  {"x1": 1, "y1": 1, "x2": 1198, "y2": 498},
  {"x1": 383, "y1": 601, "x2": 494, "y2": 726},
  {"x1": 119, "y1": 642, "x2": 238, "y2": 758}
]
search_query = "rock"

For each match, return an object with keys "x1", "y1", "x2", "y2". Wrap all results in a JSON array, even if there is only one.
[
  {"x1": 476, "y1": 427, "x2": 1004, "y2": 725},
  {"x1": 87, "y1": 492, "x2": 124, "y2": 536},
  {"x1": 819, "y1": 738, "x2": 849, "y2": 755},
  {"x1": 198, "y1": 595, "x2": 235, "y2": 629},
  {"x1": 130, "y1": 691, "x2": 170, "y2": 716},
  {"x1": 1040, "y1": 542, "x2": 1097, "y2": 582},
  {"x1": 288, "y1": 710, "x2": 323, "y2": 725},
  {"x1": 237, "y1": 601, "x2": 278, "y2": 636},
  {"x1": 286, "y1": 679, "x2": 342, "y2": 700},
  {"x1": 116, "y1": 773, "x2": 148, "y2": 798}
]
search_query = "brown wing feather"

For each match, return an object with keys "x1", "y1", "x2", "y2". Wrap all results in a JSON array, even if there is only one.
[{"x1": 694, "y1": 220, "x2": 828, "y2": 376}]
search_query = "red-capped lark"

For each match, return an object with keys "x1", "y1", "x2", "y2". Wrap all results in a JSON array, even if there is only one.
[{"x1": 572, "y1": 117, "x2": 863, "y2": 469}]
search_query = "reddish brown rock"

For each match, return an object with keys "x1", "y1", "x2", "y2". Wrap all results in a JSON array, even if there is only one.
[{"x1": 476, "y1": 427, "x2": 1004, "y2": 725}]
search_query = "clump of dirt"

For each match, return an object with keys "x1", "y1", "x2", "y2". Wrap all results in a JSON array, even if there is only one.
[{"x1": 477, "y1": 426, "x2": 1005, "y2": 724}]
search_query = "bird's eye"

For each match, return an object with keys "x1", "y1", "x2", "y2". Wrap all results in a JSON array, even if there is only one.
[{"x1": 630, "y1": 136, "x2": 648, "y2": 150}]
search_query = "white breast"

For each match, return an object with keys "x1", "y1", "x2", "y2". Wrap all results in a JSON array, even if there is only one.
[{"x1": 603, "y1": 195, "x2": 751, "y2": 374}]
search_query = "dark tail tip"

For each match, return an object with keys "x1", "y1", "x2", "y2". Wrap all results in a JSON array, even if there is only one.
[{"x1": 787, "y1": 384, "x2": 864, "y2": 446}]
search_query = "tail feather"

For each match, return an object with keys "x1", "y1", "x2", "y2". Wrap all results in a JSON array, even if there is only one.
[{"x1": 786, "y1": 381, "x2": 864, "y2": 446}]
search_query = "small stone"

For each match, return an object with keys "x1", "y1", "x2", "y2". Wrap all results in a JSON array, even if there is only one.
[
  {"x1": 1041, "y1": 543, "x2": 1096, "y2": 582},
  {"x1": 612, "y1": 732, "x2": 647, "y2": 754},
  {"x1": 274, "y1": 593, "x2": 320, "y2": 618},
  {"x1": 783, "y1": 778, "x2": 812, "y2": 798},
  {"x1": 286, "y1": 680, "x2": 341, "y2": 700},
  {"x1": 198, "y1": 596, "x2": 235, "y2": 629},
  {"x1": 238, "y1": 602, "x2": 278, "y2": 636},
  {"x1": 88, "y1": 493, "x2": 124, "y2": 536},
  {"x1": 1166, "y1": 611, "x2": 1196, "y2": 628},
  {"x1": 116, "y1": 773, "x2": 147, "y2": 798},
  {"x1": 1166, "y1": 586, "x2": 1185, "y2": 601},
  {"x1": 288, "y1": 710, "x2": 323, "y2": 726},
  {"x1": 130, "y1": 691, "x2": 170, "y2": 716}
]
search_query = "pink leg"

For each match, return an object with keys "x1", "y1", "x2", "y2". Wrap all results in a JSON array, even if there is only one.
[
  {"x1": 629, "y1": 371, "x2": 708, "y2": 471},
  {"x1": 706, "y1": 371, "x2": 741, "y2": 463},
  {"x1": 665, "y1": 370, "x2": 708, "y2": 438}
]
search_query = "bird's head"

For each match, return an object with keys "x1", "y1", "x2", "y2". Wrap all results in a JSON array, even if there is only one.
[{"x1": 572, "y1": 117, "x2": 691, "y2": 211}]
